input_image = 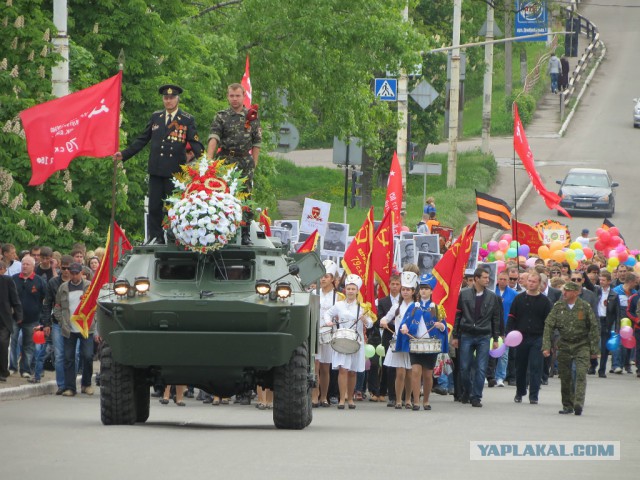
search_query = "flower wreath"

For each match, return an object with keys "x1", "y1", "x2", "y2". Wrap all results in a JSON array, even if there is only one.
[
  {"x1": 164, "y1": 156, "x2": 250, "y2": 252},
  {"x1": 534, "y1": 219, "x2": 571, "y2": 246}
]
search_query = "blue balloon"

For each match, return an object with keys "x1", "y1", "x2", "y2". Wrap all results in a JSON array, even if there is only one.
[
  {"x1": 624, "y1": 257, "x2": 637, "y2": 267},
  {"x1": 606, "y1": 334, "x2": 621, "y2": 352}
]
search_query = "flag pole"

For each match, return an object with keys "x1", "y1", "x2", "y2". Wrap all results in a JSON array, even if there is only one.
[
  {"x1": 511, "y1": 102, "x2": 518, "y2": 247},
  {"x1": 109, "y1": 51, "x2": 125, "y2": 282}
]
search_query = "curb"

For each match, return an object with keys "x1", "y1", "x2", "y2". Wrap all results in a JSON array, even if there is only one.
[{"x1": 0, "y1": 379, "x2": 58, "y2": 401}]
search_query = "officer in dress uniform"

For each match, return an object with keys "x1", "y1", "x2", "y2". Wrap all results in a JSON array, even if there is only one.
[
  {"x1": 114, "y1": 84, "x2": 203, "y2": 244},
  {"x1": 206, "y1": 83, "x2": 262, "y2": 245},
  {"x1": 323, "y1": 224, "x2": 346, "y2": 252}
]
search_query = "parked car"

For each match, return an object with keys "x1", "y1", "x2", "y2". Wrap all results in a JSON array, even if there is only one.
[
  {"x1": 556, "y1": 168, "x2": 618, "y2": 217},
  {"x1": 634, "y1": 97, "x2": 640, "y2": 128}
]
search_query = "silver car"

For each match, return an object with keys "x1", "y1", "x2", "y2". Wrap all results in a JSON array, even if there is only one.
[
  {"x1": 634, "y1": 97, "x2": 640, "y2": 128},
  {"x1": 556, "y1": 168, "x2": 618, "y2": 217}
]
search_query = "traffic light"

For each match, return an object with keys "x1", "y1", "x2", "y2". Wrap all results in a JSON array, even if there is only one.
[{"x1": 351, "y1": 169, "x2": 363, "y2": 208}]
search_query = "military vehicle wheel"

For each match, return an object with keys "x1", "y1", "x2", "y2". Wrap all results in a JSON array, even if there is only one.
[
  {"x1": 134, "y1": 379, "x2": 150, "y2": 423},
  {"x1": 273, "y1": 341, "x2": 312, "y2": 430},
  {"x1": 100, "y1": 343, "x2": 137, "y2": 425}
]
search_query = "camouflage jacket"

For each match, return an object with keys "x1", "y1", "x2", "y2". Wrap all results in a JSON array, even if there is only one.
[
  {"x1": 208, "y1": 107, "x2": 262, "y2": 157},
  {"x1": 542, "y1": 297, "x2": 600, "y2": 355}
]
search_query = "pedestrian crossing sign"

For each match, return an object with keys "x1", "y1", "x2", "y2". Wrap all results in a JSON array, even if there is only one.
[{"x1": 374, "y1": 78, "x2": 397, "y2": 101}]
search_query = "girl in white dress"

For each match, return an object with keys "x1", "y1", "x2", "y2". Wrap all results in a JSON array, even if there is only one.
[
  {"x1": 323, "y1": 274, "x2": 374, "y2": 409},
  {"x1": 312, "y1": 260, "x2": 344, "y2": 408},
  {"x1": 381, "y1": 271, "x2": 419, "y2": 409}
]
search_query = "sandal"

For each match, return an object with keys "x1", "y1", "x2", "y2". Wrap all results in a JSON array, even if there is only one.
[
  {"x1": 348, "y1": 403, "x2": 356, "y2": 409},
  {"x1": 212, "y1": 399, "x2": 220, "y2": 406},
  {"x1": 395, "y1": 403, "x2": 402, "y2": 409},
  {"x1": 220, "y1": 398, "x2": 230, "y2": 405},
  {"x1": 337, "y1": 404, "x2": 345, "y2": 410},
  {"x1": 159, "y1": 398, "x2": 169, "y2": 405},
  {"x1": 321, "y1": 401, "x2": 330, "y2": 408},
  {"x1": 266, "y1": 403, "x2": 273, "y2": 409},
  {"x1": 412, "y1": 404, "x2": 421, "y2": 411},
  {"x1": 405, "y1": 403, "x2": 413, "y2": 410},
  {"x1": 312, "y1": 402, "x2": 319, "y2": 408},
  {"x1": 175, "y1": 401, "x2": 186, "y2": 407},
  {"x1": 256, "y1": 402, "x2": 267, "y2": 410},
  {"x1": 423, "y1": 404, "x2": 432, "y2": 410}
]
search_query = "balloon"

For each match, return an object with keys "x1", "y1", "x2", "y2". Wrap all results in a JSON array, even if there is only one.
[
  {"x1": 594, "y1": 241, "x2": 605, "y2": 252},
  {"x1": 501, "y1": 234, "x2": 513, "y2": 243},
  {"x1": 575, "y1": 249, "x2": 585, "y2": 261},
  {"x1": 375, "y1": 344, "x2": 386, "y2": 357},
  {"x1": 496, "y1": 260, "x2": 506, "y2": 273},
  {"x1": 620, "y1": 326, "x2": 633, "y2": 340},
  {"x1": 487, "y1": 240, "x2": 499, "y2": 252},
  {"x1": 620, "y1": 318, "x2": 632, "y2": 328},
  {"x1": 569, "y1": 241, "x2": 582, "y2": 250},
  {"x1": 364, "y1": 344, "x2": 376, "y2": 358},
  {"x1": 621, "y1": 336, "x2": 637, "y2": 349},
  {"x1": 33, "y1": 329, "x2": 45, "y2": 345},
  {"x1": 625, "y1": 257, "x2": 637, "y2": 267},
  {"x1": 609, "y1": 227, "x2": 620, "y2": 237},
  {"x1": 607, "y1": 265, "x2": 615, "y2": 273},
  {"x1": 606, "y1": 335, "x2": 620, "y2": 352},
  {"x1": 506, "y1": 247, "x2": 517, "y2": 258},
  {"x1": 479, "y1": 248, "x2": 489, "y2": 259},
  {"x1": 551, "y1": 250, "x2": 566, "y2": 263},
  {"x1": 550, "y1": 240, "x2": 564, "y2": 252},
  {"x1": 618, "y1": 251, "x2": 629, "y2": 263},
  {"x1": 498, "y1": 240, "x2": 509, "y2": 251},
  {"x1": 635, "y1": 263, "x2": 640, "y2": 274},
  {"x1": 482, "y1": 243, "x2": 488, "y2": 250},
  {"x1": 487, "y1": 252, "x2": 496, "y2": 262},
  {"x1": 565, "y1": 249, "x2": 576, "y2": 260},
  {"x1": 608, "y1": 257, "x2": 620, "y2": 268},
  {"x1": 504, "y1": 330, "x2": 523, "y2": 347},
  {"x1": 510, "y1": 240, "x2": 520, "y2": 248},
  {"x1": 498, "y1": 336, "x2": 504, "y2": 347},
  {"x1": 365, "y1": 359, "x2": 371, "y2": 370},
  {"x1": 583, "y1": 247, "x2": 594, "y2": 259},
  {"x1": 494, "y1": 250, "x2": 505, "y2": 261},
  {"x1": 568, "y1": 259, "x2": 578, "y2": 270},
  {"x1": 525, "y1": 257, "x2": 537, "y2": 268},
  {"x1": 611, "y1": 235, "x2": 622, "y2": 246},
  {"x1": 489, "y1": 343, "x2": 507, "y2": 358},
  {"x1": 599, "y1": 231, "x2": 611, "y2": 243},
  {"x1": 518, "y1": 245, "x2": 530, "y2": 257},
  {"x1": 538, "y1": 245, "x2": 550, "y2": 259},
  {"x1": 615, "y1": 244, "x2": 626, "y2": 253}
]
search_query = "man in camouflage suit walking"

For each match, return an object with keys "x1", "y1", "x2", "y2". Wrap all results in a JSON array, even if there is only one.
[
  {"x1": 542, "y1": 281, "x2": 599, "y2": 416},
  {"x1": 206, "y1": 83, "x2": 262, "y2": 245}
]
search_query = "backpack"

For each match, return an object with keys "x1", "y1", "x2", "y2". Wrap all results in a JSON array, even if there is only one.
[{"x1": 626, "y1": 292, "x2": 640, "y2": 329}]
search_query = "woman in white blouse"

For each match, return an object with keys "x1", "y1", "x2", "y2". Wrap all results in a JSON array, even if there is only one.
[
  {"x1": 323, "y1": 274, "x2": 374, "y2": 409},
  {"x1": 381, "y1": 271, "x2": 418, "y2": 409}
]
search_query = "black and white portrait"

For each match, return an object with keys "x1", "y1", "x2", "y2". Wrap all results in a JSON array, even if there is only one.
[
  {"x1": 270, "y1": 227, "x2": 291, "y2": 245},
  {"x1": 274, "y1": 219, "x2": 299, "y2": 243},
  {"x1": 465, "y1": 241, "x2": 480, "y2": 275},
  {"x1": 478, "y1": 262, "x2": 497, "y2": 292},
  {"x1": 417, "y1": 252, "x2": 441, "y2": 276},
  {"x1": 398, "y1": 239, "x2": 416, "y2": 268},
  {"x1": 322, "y1": 222, "x2": 348, "y2": 253},
  {"x1": 414, "y1": 234, "x2": 440, "y2": 254}
]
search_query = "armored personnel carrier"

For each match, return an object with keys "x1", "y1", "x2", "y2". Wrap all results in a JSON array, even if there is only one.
[{"x1": 96, "y1": 224, "x2": 323, "y2": 430}]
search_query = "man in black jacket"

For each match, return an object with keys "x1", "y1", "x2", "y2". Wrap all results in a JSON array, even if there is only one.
[
  {"x1": 377, "y1": 275, "x2": 401, "y2": 406},
  {"x1": 113, "y1": 84, "x2": 204, "y2": 244},
  {"x1": 451, "y1": 267, "x2": 502, "y2": 407},
  {"x1": 0, "y1": 261, "x2": 23, "y2": 381},
  {"x1": 507, "y1": 271, "x2": 552, "y2": 404},
  {"x1": 595, "y1": 270, "x2": 620, "y2": 378}
]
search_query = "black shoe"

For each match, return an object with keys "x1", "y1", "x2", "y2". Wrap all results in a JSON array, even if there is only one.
[
  {"x1": 55, "y1": 388, "x2": 65, "y2": 395},
  {"x1": 609, "y1": 369, "x2": 614, "y2": 373},
  {"x1": 159, "y1": 398, "x2": 169, "y2": 405},
  {"x1": 471, "y1": 399, "x2": 483, "y2": 408},
  {"x1": 587, "y1": 367, "x2": 595, "y2": 375},
  {"x1": 432, "y1": 386, "x2": 448, "y2": 396},
  {"x1": 461, "y1": 395, "x2": 470, "y2": 405},
  {"x1": 529, "y1": 398, "x2": 538, "y2": 405},
  {"x1": 541, "y1": 379, "x2": 548, "y2": 385},
  {"x1": 574, "y1": 406, "x2": 583, "y2": 416},
  {"x1": 241, "y1": 227, "x2": 253, "y2": 246},
  {"x1": 507, "y1": 380, "x2": 517, "y2": 386},
  {"x1": 487, "y1": 379, "x2": 497, "y2": 388},
  {"x1": 151, "y1": 391, "x2": 163, "y2": 398},
  {"x1": 337, "y1": 404, "x2": 345, "y2": 410},
  {"x1": 184, "y1": 390, "x2": 194, "y2": 399},
  {"x1": 0, "y1": 376, "x2": 6, "y2": 382},
  {"x1": 625, "y1": 367, "x2": 633, "y2": 374},
  {"x1": 559, "y1": 408, "x2": 574, "y2": 415},
  {"x1": 514, "y1": 395, "x2": 522, "y2": 403},
  {"x1": 598, "y1": 372, "x2": 607, "y2": 378}
]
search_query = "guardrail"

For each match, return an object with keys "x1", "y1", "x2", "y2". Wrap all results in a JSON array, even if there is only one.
[{"x1": 559, "y1": 5, "x2": 602, "y2": 120}]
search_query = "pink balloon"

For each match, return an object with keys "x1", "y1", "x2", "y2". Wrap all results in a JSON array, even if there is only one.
[
  {"x1": 505, "y1": 330, "x2": 523, "y2": 347},
  {"x1": 496, "y1": 260, "x2": 506, "y2": 273},
  {"x1": 599, "y1": 231, "x2": 611, "y2": 243},
  {"x1": 498, "y1": 239, "x2": 509, "y2": 251},
  {"x1": 489, "y1": 343, "x2": 507, "y2": 358},
  {"x1": 611, "y1": 235, "x2": 622, "y2": 246},
  {"x1": 615, "y1": 244, "x2": 626, "y2": 253},
  {"x1": 487, "y1": 241, "x2": 499, "y2": 252},
  {"x1": 608, "y1": 250, "x2": 618, "y2": 259},
  {"x1": 620, "y1": 326, "x2": 634, "y2": 340},
  {"x1": 525, "y1": 257, "x2": 537, "y2": 268},
  {"x1": 501, "y1": 234, "x2": 513, "y2": 243},
  {"x1": 621, "y1": 335, "x2": 636, "y2": 349}
]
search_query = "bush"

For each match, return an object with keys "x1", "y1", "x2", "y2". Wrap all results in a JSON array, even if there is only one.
[{"x1": 505, "y1": 91, "x2": 536, "y2": 126}]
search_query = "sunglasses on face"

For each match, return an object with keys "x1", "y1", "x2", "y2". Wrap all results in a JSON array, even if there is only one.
[
  {"x1": 571, "y1": 278, "x2": 583, "y2": 282},
  {"x1": 60, "y1": 266, "x2": 70, "y2": 271},
  {"x1": 508, "y1": 277, "x2": 518, "y2": 281},
  {"x1": 550, "y1": 271, "x2": 561, "y2": 275}
]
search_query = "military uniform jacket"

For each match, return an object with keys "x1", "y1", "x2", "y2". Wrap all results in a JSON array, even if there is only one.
[
  {"x1": 121, "y1": 108, "x2": 203, "y2": 177},
  {"x1": 542, "y1": 297, "x2": 600, "y2": 355},
  {"x1": 208, "y1": 107, "x2": 262, "y2": 159}
]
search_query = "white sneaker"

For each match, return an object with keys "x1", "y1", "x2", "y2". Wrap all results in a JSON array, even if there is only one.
[
  {"x1": 484, "y1": 379, "x2": 488, "y2": 387},
  {"x1": 614, "y1": 367, "x2": 623, "y2": 374},
  {"x1": 21, "y1": 372, "x2": 31, "y2": 379},
  {"x1": 496, "y1": 379, "x2": 505, "y2": 387}
]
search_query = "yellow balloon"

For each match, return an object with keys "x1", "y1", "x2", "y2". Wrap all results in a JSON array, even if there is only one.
[
  {"x1": 570, "y1": 241, "x2": 582, "y2": 250},
  {"x1": 550, "y1": 240, "x2": 564, "y2": 252},
  {"x1": 621, "y1": 318, "x2": 632, "y2": 328},
  {"x1": 568, "y1": 259, "x2": 578, "y2": 270},
  {"x1": 608, "y1": 257, "x2": 620, "y2": 268},
  {"x1": 607, "y1": 265, "x2": 615, "y2": 273}
]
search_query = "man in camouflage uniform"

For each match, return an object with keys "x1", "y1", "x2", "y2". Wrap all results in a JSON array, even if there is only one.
[
  {"x1": 542, "y1": 281, "x2": 599, "y2": 416},
  {"x1": 206, "y1": 83, "x2": 262, "y2": 245}
]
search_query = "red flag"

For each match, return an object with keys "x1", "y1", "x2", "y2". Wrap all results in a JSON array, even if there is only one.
[
  {"x1": 241, "y1": 55, "x2": 252, "y2": 109},
  {"x1": 372, "y1": 210, "x2": 393, "y2": 299},
  {"x1": 296, "y1": 230, "x2": 319, "y2": 253},
  {"x1": 513, "y1": 104, "x2": 571, "y2": 218},
  {"x1": 383, "y1": 152, "x2": 403, "y2": 235},
  {"x1": 19, "y1": 72, "x2": 122, "y2": 186},
  {"x1": 342, "y1": 207, "x2": 375, "y2": 311},
  {"x1": 71, "y1": 222, "x2": 131, "y2": 338},
  {"x1": 259, "y1": 208, "x2": 271, "y2": 236},
  {"x1": 432, "y1": 222, "x2": 478, "y2": 326},
  {"x1": 512, "y1": 219, "x2": 544, "y2": 253}
]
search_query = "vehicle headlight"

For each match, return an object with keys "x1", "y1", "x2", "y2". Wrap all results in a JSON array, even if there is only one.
[
  {"x1": 113, "y1": 279, "x2": 130, "y2": 297},
  {"x1": 134, "y1": 276, "x2": 150, "y2": 294},
  {"x1": 255, "y1": 279, "x2": 271, "y2": 296},
  {"x1": 275, "y1": 281, "x2": 292, "y2": 299},
  {"x1": 598, "y1": 195, "x2": 609, "y2": 202}
]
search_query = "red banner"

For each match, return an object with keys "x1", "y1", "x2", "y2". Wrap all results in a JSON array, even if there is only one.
[
  {"x1": 372, "y1": 210, "x2": 394, "y2": 299},
  {"x1": 432, "y1": 222, "x2": 478, "y2": 326},
  {"x1": 383, "y1": 152, "x2": 403, "y2": 235},
  {"x1": 20, "y1": 72, "x2": 122, "y2": 186},
  {"x1": 259, "y1": 208, "x2": 271, "y2": 236},
  {"x1": 241, "y1": 55, "x2": 252, "y2": 108},
  {"x1": 512, "y1": 219, "x2": 544, "y2": 253},
  {"x1": 296, "y1": 229, "x2": 318, "y2": 253},
  {"x1": 71, "y1": 222, "x2": 132, "y2": 338},
  {"x1": 513, "y1": 104, "x2": 571, "y2": 218},
  {"x1": 342, "y1": 207, "x2": 374, "y2": 310}
]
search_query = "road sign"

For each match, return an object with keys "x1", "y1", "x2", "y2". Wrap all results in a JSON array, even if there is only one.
[
  {"x1": 374, "y1": 78, "x2": 397, "y2": 101},
  {"x1": 409, "y1": 163, "x2": 442, "y2": 175},
  {"x1": 332, "y1": 136, "x2": 363, "y2": 166},
  {"x1": 478, "y1": 21, "x2": 503, "y2": 38},
  {"x1": 274, "y1": 122, "x2": 299, "y2": 153},
  {"x1": 409, "y1": 80, "x2": 439, "y2": 110}
]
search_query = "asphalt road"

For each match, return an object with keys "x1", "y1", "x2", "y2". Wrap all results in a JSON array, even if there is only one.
[{"x1": 0, "y1": 372, "x2": 638, "y2": 479}]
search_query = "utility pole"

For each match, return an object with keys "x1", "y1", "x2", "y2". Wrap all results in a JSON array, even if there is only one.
[
  {"x1": 447, "y1": 0, "x2": 462, "y2": 188},
  {"x1": 481, "y1": 1, "x2": 495, "y2": 153},
  {"x1": 504, "y1": 0, "x2": 513, "y2": 98},
  {"x1": 51, "y1": 0, "x2": 69, "y2": 97},
  {"x1": 396, "y1": 3, "x2": 409, "y2": 202}
]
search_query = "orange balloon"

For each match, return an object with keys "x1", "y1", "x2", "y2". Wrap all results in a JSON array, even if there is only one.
[
  {"x1": 538, "y1": 245, "x2": 550, "y2": 259},
  {"x1": 551, "y1": 249, "x2": 566, "y2": 263},
  {"x1": 550, "y1": 240, "x2": 564, "y2": 252},
  {"x1": 494, "y1": 250, "x2": 505, "y2": 261}
]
